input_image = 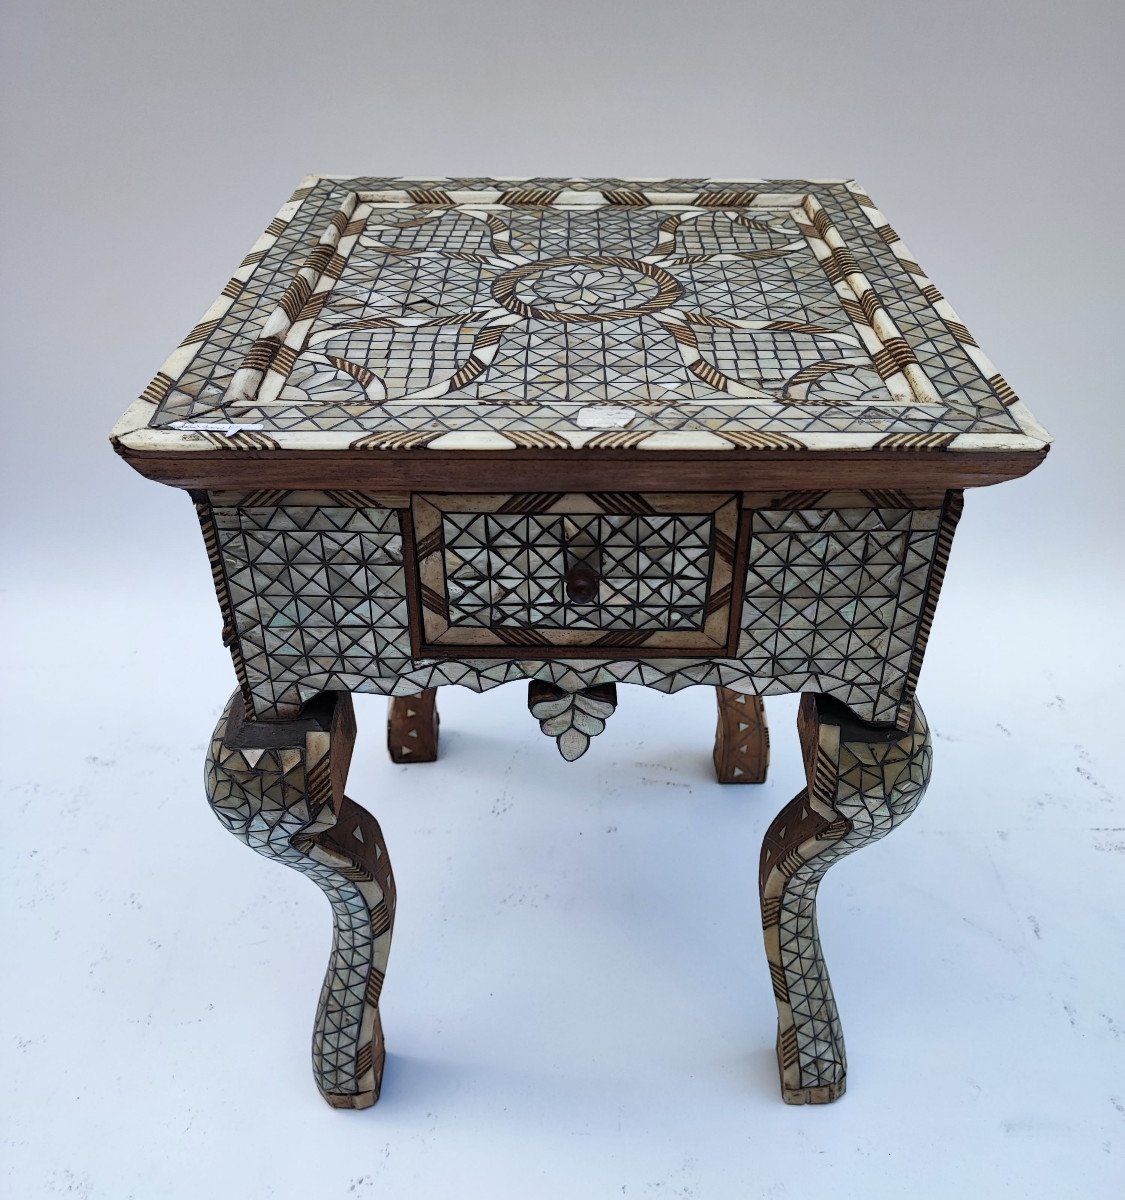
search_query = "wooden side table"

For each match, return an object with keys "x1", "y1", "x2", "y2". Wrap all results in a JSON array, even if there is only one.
[{"x1": 111, "y1": 175, "x2": 1049, "y2": 1108}]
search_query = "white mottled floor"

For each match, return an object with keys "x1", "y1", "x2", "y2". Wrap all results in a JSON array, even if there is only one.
[{"x1": 2, "y1": 567, "x2": 1121, "y2": 1200}]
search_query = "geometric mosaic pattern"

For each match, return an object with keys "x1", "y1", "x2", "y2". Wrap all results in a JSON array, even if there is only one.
[
  {"x1": 713, "y1": 688, "x2": 770, "y2": 783},
  {"x1": 109, "y1": 176, "x2": 1047, "y2": 1112},
  {"x1": 201, "y1": 489, "x2": 959, "y2": 729},
  {"x1": 741, "y1": 503, "x2": 949, "y2": 723},
  {"x1": 238, "y1": 193, "x2": 899, "y2": 416},
  {"x1": 206, "y1": 493, "x2": 410, "y2": 714},
  {"x1": 412, "y1": 491, "x2": 738, "y2": 652},
  {"x1": 386, "y1": 689, "x2": 440, "y2": 763},
  {"x1": 759, "y1": 693, "x2": 932, "y2": 1104},
  {"x1": 112, "y1": 176, "x2": 1049, "y2": 457},
  {"x1": 443, "y1": 512, "x2": 714, "y2": 630},
  {"x1": 204, "y1": 689, "x2": 395, "y2": 1108}
]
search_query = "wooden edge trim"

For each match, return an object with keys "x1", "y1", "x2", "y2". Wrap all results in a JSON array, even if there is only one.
[
  {"x1": 726, "y1": 502, "x2": 752, "y2": 657},
  {"x1": 119, "y1": 445, "x2": 1049, "y2": 493},
  {"x1": 414, "y1": 636, "x2": 730, "y2": 661},
  {"x1": 191, "y1": 491, "x2": 257, "y2": 717},
  {"x1": 895, "y1": 488, "x2": 965, "y2": 726},
  {"x1": 398, "y1": 505, "x2": 427, "y2": 659}
]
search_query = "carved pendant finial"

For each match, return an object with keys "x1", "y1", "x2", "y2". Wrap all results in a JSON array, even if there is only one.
[{"x1": 527, "y1": 681, "x2": 618, "y2": 761}]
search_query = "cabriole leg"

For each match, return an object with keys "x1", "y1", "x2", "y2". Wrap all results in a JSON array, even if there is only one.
[
  {"x1": 387, "y1": 688, "x2": 440, "y2": 763},
  {"x1": 759, "y1": 693, "x2": 932, "y2": 1104},
  {"x1": 205, "y1": 690, "x2": 396, "y2": 1109},
  {"x1": 713, "y1": 687, "x2": 769, "y2": 783}
]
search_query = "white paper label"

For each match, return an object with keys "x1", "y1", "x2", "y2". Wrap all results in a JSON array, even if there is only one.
[
  {"x1": 170, "y1": 421, "x2": 266, "y2": 435},
  {"x1": 574, "y1": 405, "x2": 635, "y2": 430}
]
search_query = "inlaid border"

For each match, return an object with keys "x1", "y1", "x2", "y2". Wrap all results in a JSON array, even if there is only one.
[
  {"x1": 109, "y1": 175, "x2": 1051, "y2": 468},
  {"x1": 214, "y1": 190, "x2": 940, "y2": 415},
  {"x1": 407, "y1": 492, "x2": 741, "y2": 658}
]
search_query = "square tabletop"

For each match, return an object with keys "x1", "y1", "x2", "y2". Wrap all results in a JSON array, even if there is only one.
[{"x1": 112, "y1": 176, "x2": 1049, "y2": 490}]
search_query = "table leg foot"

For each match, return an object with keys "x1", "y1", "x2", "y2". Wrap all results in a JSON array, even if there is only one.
[
  {"x1": 713, "y1": 688, "x2": 769, "y2": 783},
  {"x1": 782, "y1": 1079, "x2": 846, "y2": 1105},
  {"x1": 387, "y1": 689, "x2": 439, "y2": 763},
  {"x1": 205, "y1": 690, "x2": 396, "y2": 1109},
  {"x1": 759, "y1": 694, "x2": 932, "y2": 1103},
  {"x1": 321, "y1": 1089, "x2": 378, "y2": 1111}
]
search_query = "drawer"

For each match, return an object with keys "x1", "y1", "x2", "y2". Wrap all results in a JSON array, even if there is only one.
[{"x1": 409, "y1": 492, "x2": 741, "y2": 656}]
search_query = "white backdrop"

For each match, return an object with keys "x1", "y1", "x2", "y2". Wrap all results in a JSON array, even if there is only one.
[{"x1": 2, "y1": 3, "x2": 1122, "y2": 1198}]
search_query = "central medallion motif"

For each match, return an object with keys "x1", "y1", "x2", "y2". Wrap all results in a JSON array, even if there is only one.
[
  {"x1": 223, "y1": 194, "x2": 924, "y2": 415},
  {"x1": 491, "y1": 255, "x2": 683, "y2": 323}
]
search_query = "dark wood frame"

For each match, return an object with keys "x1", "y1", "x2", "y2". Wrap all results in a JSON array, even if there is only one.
[
  {"x1": 115, "y1": 445, "x2": 1047, "y2": 494},
  {"x1": 402, "y1": 491, "x2": 745, "y2": 661}
]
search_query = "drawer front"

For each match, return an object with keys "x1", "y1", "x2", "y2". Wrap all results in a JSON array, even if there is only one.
[
  {"x1": 410, "y1": 493, "x2": 740, "y2": 654},
  {"x1": 199, "y1": 487, "x2": 958, "y2": 726}
]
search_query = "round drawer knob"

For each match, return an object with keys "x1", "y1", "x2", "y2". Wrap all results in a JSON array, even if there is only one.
[{"x1": 565, "y1": 564, "x2": 599, "y2": 604}]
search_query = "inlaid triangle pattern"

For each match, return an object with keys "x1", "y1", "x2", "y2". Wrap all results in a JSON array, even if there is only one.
[
  {"x1": 462, "y1": 318, "x2": 698, "y2": 405},
  {"x1": 204, "y1": 696, "x2": 393, "y2": 1102},
  {"x1": 443, "y1": 511, "x2": 713, "y2": 631},
  {"x1": 204, "y1": 492, "x2": 949, "y2": 728},
  {"x1": 411, "y1": 492, "x2": 739, "y2": 654},
  {"x1": 114, "y1": 176, "x2": 1049, "y2": 455},
  {"x1": 740, "y1": 507, "x2": 941, "y2": 723},
  {"x1": 212, "y1": 498, "x2": 414, "y2": 717},
  {"x1": 760, "y1": 696, "x2": 933, "y2": 1100}
]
